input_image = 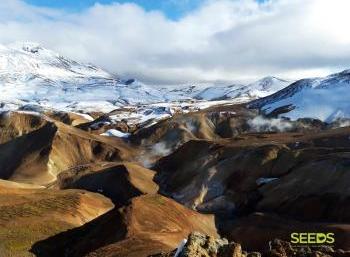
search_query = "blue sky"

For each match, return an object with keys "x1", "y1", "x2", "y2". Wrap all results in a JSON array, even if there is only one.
[
  {"x1": 25, "y1": 0, "x2": 205, "y2": 19},
  {"x1": 25, "y1": 0, "x2": 267, "y2": 19}
]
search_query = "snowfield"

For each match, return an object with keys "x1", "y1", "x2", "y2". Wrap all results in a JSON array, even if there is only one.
[{"x1": 250, "y1": 69, "x2": 350, "y2": 122}]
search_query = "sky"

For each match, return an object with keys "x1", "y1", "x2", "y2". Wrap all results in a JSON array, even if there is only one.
[
  {"x1": 24, "y1": 0, "x2": 206, "y2": 20},
  {"x1": 0, "y1": 0, "x2": 350, "y2": 84}
]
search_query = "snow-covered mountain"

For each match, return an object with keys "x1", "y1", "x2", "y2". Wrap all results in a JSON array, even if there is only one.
[
  {"x1": 0, "y1": 42, "x2": 168, "y2": 112},
  {"x1": 0, "y1": 42, "x2": 291, "y2": 113},
  {"x1": 0, "y1": 42, "x2": 113, "y2": 82},
  {"x1": 194, "y1": 76, "x2": 291, "y2": 101},
  {"x1": 249, "y1": 69, "x2": 350, "y2": 122}
]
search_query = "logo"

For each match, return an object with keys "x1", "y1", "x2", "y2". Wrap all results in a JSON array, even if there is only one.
[{"x1": 291, "y1": 233, "x2": 335, "y2": 245}]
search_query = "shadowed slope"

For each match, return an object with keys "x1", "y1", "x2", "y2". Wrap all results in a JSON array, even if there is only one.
[{"x1": 56, "y1": 162, "x2": 159, "y2": 205}]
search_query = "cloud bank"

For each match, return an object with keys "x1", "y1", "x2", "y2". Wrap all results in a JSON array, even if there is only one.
[{"x1": 0, "y1": 0, "x2": 350, "y2": 84}]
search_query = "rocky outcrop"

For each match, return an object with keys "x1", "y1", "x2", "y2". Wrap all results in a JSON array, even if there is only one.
[
  {"x1": 150, "y1": 233, "x2": 350, "y2": 257},
  {"x1": 149, "y1": 232, "x2": 237, "y2": 257},
  {"x1": 177, "y1": 232, "x2": 242, "y2": 257}
]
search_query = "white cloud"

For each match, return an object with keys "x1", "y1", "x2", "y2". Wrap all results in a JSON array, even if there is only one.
[{"x1": 0, "y1": 0, "x2": 349, "y2": 84}]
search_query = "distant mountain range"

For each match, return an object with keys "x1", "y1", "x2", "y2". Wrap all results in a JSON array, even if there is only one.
[
  {"x1": 0, "y1": 42, "x2": 291, "y2": 113},
  {"x1": 1, "y1": 42, "x2": 349, "y2": 123}
]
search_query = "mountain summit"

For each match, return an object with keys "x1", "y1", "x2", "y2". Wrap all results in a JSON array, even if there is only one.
[
  {"x1": 0, "y1": 42, "x2": 114, "y2": 83},
  {"x1": 249, "y1": 70, "x2": 350, "y2": 122}
]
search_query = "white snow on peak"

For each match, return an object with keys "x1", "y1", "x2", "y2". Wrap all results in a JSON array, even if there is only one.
[
  {"x1": 247, "y1": 76, "x2": 291, "y2": 97},
  {"x1": 194, "y1": 77, "x2": 291, "y2": 102},
  {"x1": 0, "y1": 42, "x2": 292, "y2": 114},
  {"x1": 0, "y1": 42, "x2": 112, "y2": 80},
  {"x1": 2, "y1": 42, "x2": 350, "y2": 125},
  {"x1": 250, "y1": 69, "x2": 350, "y2": 122},
  {"x1": 0, "y1": 42, "x2": 165, "y2": 112}
]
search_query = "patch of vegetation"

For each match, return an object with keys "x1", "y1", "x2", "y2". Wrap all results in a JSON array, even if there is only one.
[
  {"x1": 0, "y1": 192, "x2": 83, "y2": 256},
  {"x1": 0, "y1": 193, "x2": 81, "y2": 222},
  {"x1": 145, "y1": 195, "x2": 166, "y2": 206}
]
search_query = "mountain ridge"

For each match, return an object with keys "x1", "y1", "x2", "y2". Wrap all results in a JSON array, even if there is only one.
[
  {"x1": 249, "y1": 69, "x2": 350, "y2": 122},
  {"x1": 0, "y1": 42, "x2": 291, "y2": 113}
]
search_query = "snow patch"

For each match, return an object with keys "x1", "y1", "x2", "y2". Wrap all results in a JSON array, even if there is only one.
[{"x1": 101, "y1": 129, "x2": 130, "y2": 138}]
